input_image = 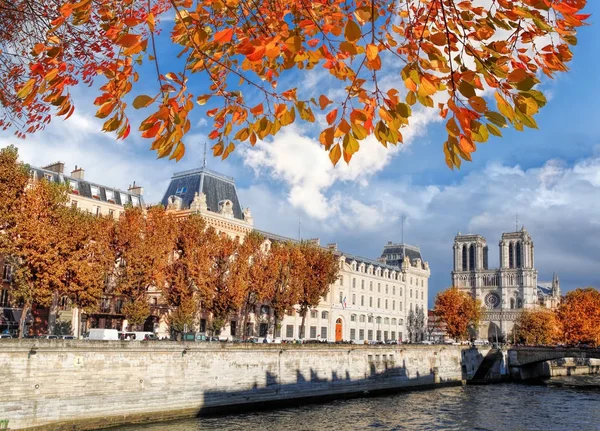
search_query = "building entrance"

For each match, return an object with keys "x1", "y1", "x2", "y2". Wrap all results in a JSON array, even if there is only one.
[{"x1": 335, "y1": 318, "x2": 343, "y2": 342}]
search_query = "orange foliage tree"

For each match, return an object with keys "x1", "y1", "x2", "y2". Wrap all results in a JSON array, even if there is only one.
[
  {"x1": 557, "y1": 287, "x2": 600, "y2": 347},
  {"x1": 297, "y1": 242, "x2": 339, "y2": 340},
  {"x1": 162, "y1": 214, "x2": 213, "y2": 334},
  {"x1": 9, "y1": 178, "x2": 71, "y2": 337},
  {"x1": 113, "y1": 205, "x2": 177, "y2": 329},
  {"x1": 434, "y1": 286, "x2": 482, "y2": 340},
  {"x1": 0, "y1": 146, "x2": 30, "y2": 254},
  {"x1": 1, "y1": 0, "x2": 588, "y2": 167},
  {"x1": 513, "y1": 309, "x2": 560, "y2": 345}
]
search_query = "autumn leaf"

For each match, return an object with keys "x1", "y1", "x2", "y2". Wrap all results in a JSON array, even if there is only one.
[
  {"x1": 214, "y1": 28, "x2": 234, "y2": 44},
  {"x1": 133, "y1": 95, "x2": 155, "y2": 109}
]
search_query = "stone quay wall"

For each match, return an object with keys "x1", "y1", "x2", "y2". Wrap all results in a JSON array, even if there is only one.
[{"x1": 0, "y1": 340, "x2": 487, "y2": 430}]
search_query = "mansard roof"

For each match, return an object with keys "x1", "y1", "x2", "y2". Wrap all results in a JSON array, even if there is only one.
[
  {"x1": 30, "y1": 166, "x2": 144, "y2": 207},
  {"x1": 160, "y1": 167, "x2": 243, "y2": 220},
  {"x1": 379, "y1": 242, "x2": 424, "y2": 268}
]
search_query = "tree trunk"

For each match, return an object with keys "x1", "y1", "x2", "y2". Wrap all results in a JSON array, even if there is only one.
[
  {"x1": 77, "y1": 308, "x2": 83, "y2": 339},
  {"x1": 47, "y1": 291, "x2": 59, "y2": 335},
  {"x1": 19, "y1": 302, "x2": 30, "y2": 338},
  {"x1": 299, "y1": 310, "x2": 306, "y2": 340}
]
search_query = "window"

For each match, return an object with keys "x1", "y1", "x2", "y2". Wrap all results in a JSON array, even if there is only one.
[
  {"x1": 421, "y1": 280, "x2": 424, "y2": 287},
  {"x1": 44, "y1": 173, "x2": 53, "y2": 181},
  {"x1": 275, "y1": 326, "x2": 281, "y2": 338},
  {"x1": 392, "y1": 286, "x2": 396, "y2": 295},
  {"x1": 321, "y1": 327, "x2": 327, "y2": 339},
  {"x1": 368, "y1": 315, "x2": 373, "y2": 323},
  {"x1": 400, "y1": 301, "x2": 403, "y2": 311},
  {"x1": 309, "y1": 326, "x2": 317, "y2": 338},
  {"x1": 339, "y1": 275, "x2": 344, "y2": 286},
  {"x1": 120, "y1": 193, "x2": 129, "y2": 205},
  {"x1": 105, "y1": 189, "x2": 114, "y2": 201},
  {"x1": 200, "y1": 319, "x2": 207, "y2": 333},
  {"x1": 400, "y1": 288, "x2": 403, "y2": 296},
  {"x1": 392, "y1": 300, "x2": 395, "y2": 310},
  {"x1": 377, "y1": 298, "x2": 381, "y2": 308},
  {"x1": 421, "y1": 291, "x2": 424, "y2": 300},
  {"x1": 359, "y1": 329, "x2": 365, "y2": 340},
  {"x1": 410, "y1": 277, "x2": 413, "y2": 285},
  {"x1": 286, "y1": 325, "x2": 294, "y2": 338},
  {"x1": 384, "y1": 317, "x2": 389, "y2": 324},
  {"x1": 352, "y1": 294, "x2": 356, "y2": 305},
  {"x1": 352, "y1": 278, "x2": 356, "y2": 288},
  {"x1": 131, "y1": 196, "x2": 139, "y2": 206},
  {"x1": 369, "y1": 297, "x2": 373, "y2": 307},
  {"x1": 385, "y1": 285, "x2": 389, "y2": 294},
  {"x1": 385, "y1": 299, "x2": 388, "y2": 309},
  {"x1": 361, "y1": 280, "x2": 364, "y2": 289},
  {"x1": 350, "y1": 329, "x2": 356, "y2": 340},
  {"x1": 95, "y1": 206, "x2": 101, "y2": 216},
  {"x1": 361, "y1": 295, "x2": 364, "y2": 306},
  {"x1": 391, "y1": 318, "x2": 397, "y2": 325},
  {"x1": 109, "y1": 209, "x2": 114, "y2": 218},
  {"x1": 376, "y1": 316, "x2": 382, "y2": 324},
  {"x1": 399, "y1": 319, "x2": 404, "y2": 325},
  {"x1": 384, "y1": 331, "x2": 388, "y2": 341},
  {"x1": 370, "y1": 281, "x2": 373, "y2": 291},
  {"x1": 90, "y1": 185, "x2": 99, "y2": 197},
  {"x1": 367, "y1": 330, "x2": 373, "y2": 341},
  {"x1": 69, "y1": 180, "x2": 78, "y2": 191},
  {"x1": 310, "y1": 310, "x2": 318, "y2": 319},
  {"x1": 376, "y1": 330, "x2": 382, "y2": 341},
  {"x1": 230, "y1": 321, "x2": 237, "y2": 336},
  {"x1": 321, "y1": 311, "x2": 328, "y2": 319},
  {"x1": 410, "y1": 289, "x2": 413, "y2": 298},
  {"x1": 359, "y1": 315, "x2": 365, "y2": 323},
  {"x1": 350, "y1": 314, "x2": 356, "y2": 322},
  {"x1": 339, "y1": 292, "x2": 343, "y2": 303},
  {"x1": 0, "y1": 289, "x2": 9, "y2": 307},
  {"x1": 175, "y1": 186, "x2": 187, "y2": 194},
  {"x1": 391, "y1": 331, "x2": 396, "y2": 340},
  {"x1": 3, "y1": 263, "x2": 13, "y2": 281}
]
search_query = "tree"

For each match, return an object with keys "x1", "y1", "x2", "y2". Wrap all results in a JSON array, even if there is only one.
[
  {"x1": 10, "y1": 178, "x2": 70, "y2": 337},
  {"x1": 0, "y1": 146, "x2": 30, "y2": 254},
  {"x1": 513, "y1": 309, "x2": 560, "y2": 345},
  {"x1": 162, "y1": 214, "x2": 213, "y2": 335},
  {"x1": 557, "y1": 287, "x2": 600, "y2": 347},
  {"x1": 297, "y1": 242, "x2": 339, "y2": 340},
  {"x1": 2, "y1": 1, "x2": 588, "y2": 168},
  {"x1": 113, "y1": 205, "x2": 176, "y2": 329},
  {"x1": 263, "y1": 241, "x2": 304, "y2": 337},
  {"x1": 407, "y1": 308, "x2": 416, "y2": 343},
  {"x1": 61, "y1": 210, "x2": 115, "y2": 337},
  {"x1": 415, "y1": 306, "x2": 426, "y2": 342},
  {"x1": 434, "y1": 287, "x2": 482, "y2": 341}
]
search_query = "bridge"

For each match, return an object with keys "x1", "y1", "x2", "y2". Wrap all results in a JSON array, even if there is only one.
[
  {"x1": 508, "y1": 347, "x2": 600, "y2": 367},
  {"x1": 506, "y1": 347, "x2": 600, "y2": 381}
]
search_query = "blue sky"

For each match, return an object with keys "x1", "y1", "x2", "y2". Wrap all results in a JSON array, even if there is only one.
[{"x1": 2, "y1": 3, "x2": 599, "y2": 305}]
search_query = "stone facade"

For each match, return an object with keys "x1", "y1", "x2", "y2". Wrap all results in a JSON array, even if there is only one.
[
  {"x1": 451, "y1": 228, "x2": 561, "y2": 341},
  {"x1": 0, "y1": 340, "x2": 485, "y2": 430}
]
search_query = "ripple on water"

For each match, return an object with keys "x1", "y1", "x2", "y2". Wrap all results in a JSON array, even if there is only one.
[{"x1": 107, "y1": 380, "x2": 600, "y2": 431}]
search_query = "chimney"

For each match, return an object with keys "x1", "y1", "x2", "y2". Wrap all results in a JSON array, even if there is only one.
[
  {"x1": 71, "y1": 165, "x2": 85, "y2": 180},
  {"x1": 327, "y1": 243, "x2": 338, "y2": 251},
  {"x1": 42, "y1": 161, "x2": 64, "y2": 174},
  {"x1": 128, "y1": 180, "x2": 144, "y2": 196},
  {"x1": 307, "y1": 238, "x2": 320, "y2": 246}
]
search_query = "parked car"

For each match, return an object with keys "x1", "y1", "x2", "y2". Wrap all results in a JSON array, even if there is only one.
[
  {"x1": 120, "y1": 331, "x2": 158, "y2": 341},
  {"x1": 0, "y1": 334, "x2": 13, "y2": 339},
  {"x1": 37, "y1": 335, "x2": 59, "y2": 339},
  {"x1": 60, "y1": 335, "x2": 76, "y2": 340}
]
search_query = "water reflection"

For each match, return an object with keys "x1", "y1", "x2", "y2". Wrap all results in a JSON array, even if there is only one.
[{"x1": 111, "y1": 377, "x2": 600, "y2": 431}]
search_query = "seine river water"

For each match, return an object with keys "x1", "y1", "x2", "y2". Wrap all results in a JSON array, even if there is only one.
[{"x1": 111, "y1": 376, "x2": 600, "y2": 431}]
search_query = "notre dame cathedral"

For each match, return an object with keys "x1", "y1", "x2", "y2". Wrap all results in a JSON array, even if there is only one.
[{"x1": 451, "y1": 227, "x2": 561, "y2": 341}]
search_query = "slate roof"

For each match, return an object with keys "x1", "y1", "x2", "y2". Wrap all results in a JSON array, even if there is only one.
[
  {"x1": 30, "y1": 166, "x2": 144, "y2": 207},
  {"x1": 379, "y1": 243, "x2": 424, "y2": 268},
  {"x1": 160, "y1": 167, "x2": 243, "y2": 220}
]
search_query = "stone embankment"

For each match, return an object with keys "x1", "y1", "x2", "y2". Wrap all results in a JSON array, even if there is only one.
[{"x1": 0, "y1": 340, "x2": 487, "y2": 430}]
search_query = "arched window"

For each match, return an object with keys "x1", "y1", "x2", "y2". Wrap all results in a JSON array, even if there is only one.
[
  {"x1": 359, "y1": 314, "x2": 365, "y2": 323},
  {"x1": 516, "y1": 242, "x2": 522, "y2": 268},
  {"x1": 391, "y1": 318, "x2": 397, "y2": 325},
  {"x1": 462, "y1": 245, "x2": 468, "y2": 270},
  {"x1": 350, "y1": 314, "x2": 356, "y2": 322},
  {"x1": 384, "y1": 317, "x2": 390, "y2": 325},
  {"x1": 376, "y1": 316, "x2": 382, "y2": 324},
  {"x1": 517, "y1": 298, "x2": 523, "y2": 308},
  {"x1": 469, "y1": 244, "x2": 475, "y2": 270},
  {"x1": 510, "y1": 298, "x2": 515, "y2": 309},
  {"x1": 509, "y1": 242, "x2": 514, "y2": 268},
  {"x1": 321, "y1": 311, "x2": 329, "y2": 319}
]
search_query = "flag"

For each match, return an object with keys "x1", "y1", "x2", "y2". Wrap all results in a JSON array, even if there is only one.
[{"x1": 342, "y1": 296, "x2": 347, "y2": 309}]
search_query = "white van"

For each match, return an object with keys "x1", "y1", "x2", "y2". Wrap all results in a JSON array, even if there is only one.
[
  {"x1": 87, "y1": 328, "x2": 120, "y2": 341},
  {"x1": 121, "y1": 331, "x2": 157, "y2": 341}
]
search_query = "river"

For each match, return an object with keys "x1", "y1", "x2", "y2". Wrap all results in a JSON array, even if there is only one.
[{"x1": 110, "y1": 376, "x2": 600, "y2": 431}]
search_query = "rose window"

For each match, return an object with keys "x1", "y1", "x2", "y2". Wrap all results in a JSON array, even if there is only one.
[{"x1": 484, "y1": 293, "x2": 500, "y2": 309}]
